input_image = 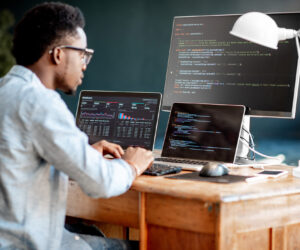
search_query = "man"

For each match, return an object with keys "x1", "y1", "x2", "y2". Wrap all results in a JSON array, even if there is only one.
[{"x1": 0, "y1": 2, "x2": 153, "y2": 249}]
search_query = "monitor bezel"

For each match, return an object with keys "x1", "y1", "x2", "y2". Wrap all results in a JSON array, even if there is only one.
[{"x1": 161, "y1": 102, "x2": 246, "y2": 163}]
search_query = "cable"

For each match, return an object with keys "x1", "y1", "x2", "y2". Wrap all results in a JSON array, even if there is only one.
[
  {"x1": 239, "y1": 138, "x2": 285, "y2": 163},
  {"x1": 239, "y1": 137, "x2": 255, "y2": 160},
  {"x1": 240, "y1": 124, "x2": 286, "y2": 164},
  {"x1": 241, "y1": 126, "x2": 255, "y2": 160},
  {"x1": 242, "y1": 126, "x2": 255, "y2": 147}
]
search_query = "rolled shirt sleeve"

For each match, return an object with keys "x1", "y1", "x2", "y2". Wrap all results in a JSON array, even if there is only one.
[{"x1": 20, "y1": 82, "x2": 135, "y2": 198}]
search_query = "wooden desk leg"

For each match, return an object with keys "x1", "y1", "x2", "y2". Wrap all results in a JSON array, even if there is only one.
[
  {"x1": 271, "y1": 226, "x2": 287, "y2": 250},
  {"x1": 216, "y1": 203, "x2": 235, "y2": 250},
  {"x1": 139, "y1": 192, "x2": 147, "y2": 250}
]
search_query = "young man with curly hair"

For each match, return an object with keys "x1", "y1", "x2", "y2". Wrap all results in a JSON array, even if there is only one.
[{"x1": 0, "y1": 2, "x2": 153, "y2": 249}]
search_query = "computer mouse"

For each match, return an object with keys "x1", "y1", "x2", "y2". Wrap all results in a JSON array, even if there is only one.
[{"x1": 199, "y1": 162, "x2": 229, "y2": 177}]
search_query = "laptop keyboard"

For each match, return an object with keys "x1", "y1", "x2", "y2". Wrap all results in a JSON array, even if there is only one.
[
  {"x1": 143, "y1": 163, "x2": 182, "y2": 176},
  {"x1": 155, "y1": 157, "x2": 206, "y2": 165}
]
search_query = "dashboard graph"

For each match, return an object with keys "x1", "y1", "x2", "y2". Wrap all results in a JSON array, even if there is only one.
[{"x1": 76, "y1": 92, "x2": 161, "y2": 149}]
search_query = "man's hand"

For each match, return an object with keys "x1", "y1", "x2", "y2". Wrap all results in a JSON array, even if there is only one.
[
  {"x1": 122, "y1": 147, "x2": 154, "y2": 176},
  {"x1": 92, "y1": 140, "x2": 124, "y2": 158}
]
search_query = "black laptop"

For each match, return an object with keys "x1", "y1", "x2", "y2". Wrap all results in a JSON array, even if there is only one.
[
  {"x1": 76, "y1": 90, "x2": 161, "y2": 150},
  {"x1": 154, "y1": 103, "x2": 245, "y2": 170}
]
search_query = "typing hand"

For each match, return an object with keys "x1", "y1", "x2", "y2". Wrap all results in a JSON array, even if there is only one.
[
  {"x1": 92, "y1": 140, "x2": 124, "y2": 158},
  {"x1": 122, "y1": 147, "x2": 154, "y2": 176}
]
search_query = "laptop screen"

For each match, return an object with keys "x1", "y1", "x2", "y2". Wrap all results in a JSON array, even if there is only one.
[
  {"x1": 76, "y1": 91, "x2": 161, "y2": 150},
  {"x1": 161, "y1": 103, "x2": 245, "y2": 163}
]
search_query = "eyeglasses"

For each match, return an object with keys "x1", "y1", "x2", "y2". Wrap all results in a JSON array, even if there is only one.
[{"x1": 49, "y1": 45, "x2": 94, "y2": 65}]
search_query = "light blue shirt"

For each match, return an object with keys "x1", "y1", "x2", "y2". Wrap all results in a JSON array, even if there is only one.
[{"x1": 0, "y1": 65, "x2": 135, "y2": 250}]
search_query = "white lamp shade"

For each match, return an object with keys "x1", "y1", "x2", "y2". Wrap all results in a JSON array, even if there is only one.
[{"x1": 230, "y1": 12, "x2": 297, "y2": 49}]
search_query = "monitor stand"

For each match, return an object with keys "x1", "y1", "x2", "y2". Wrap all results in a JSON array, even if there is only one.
[
  {"x1": 234, "y1": 115, "x2": 253, "y2": 164},
  {"x1": 234, "y1": 115, "x2": 285, "y2": 165}
]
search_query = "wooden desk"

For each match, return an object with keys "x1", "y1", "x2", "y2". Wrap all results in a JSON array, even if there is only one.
[{"x1": 67, "y1": 166, "x2": 300, "y2": 250}]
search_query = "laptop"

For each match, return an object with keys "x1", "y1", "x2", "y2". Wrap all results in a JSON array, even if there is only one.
[
  {"x1": 76, "y1": 90, "x2": 161, "y2": 150},
  {"x1": 154, "y1": 103, "x2": 245, "y2": 171}
]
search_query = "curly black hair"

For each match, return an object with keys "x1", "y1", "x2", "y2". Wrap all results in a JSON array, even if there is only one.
[{"x1": 12, "y1": 2, "x2": 85, "y2": 66}]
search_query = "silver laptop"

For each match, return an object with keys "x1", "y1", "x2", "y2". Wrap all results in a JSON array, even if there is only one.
[
  {"x1": 154, "y1": 103, "x2": 245, "y2": 171},
  {"x1": 76, "y1": 90, "x2": 161, "y2": 150}
]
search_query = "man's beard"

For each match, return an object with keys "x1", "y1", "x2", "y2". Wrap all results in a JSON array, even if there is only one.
[
  {"x1": 60, "y1": 57, "x2": 77, "y2": 96},
  {"x1": 64, "y1": 89, "x2": 76, "y2": 96}
]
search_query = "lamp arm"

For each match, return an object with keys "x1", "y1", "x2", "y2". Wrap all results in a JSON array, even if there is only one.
[{"x1": 278, "y1": 28, "x2": 298, "y2": 41}]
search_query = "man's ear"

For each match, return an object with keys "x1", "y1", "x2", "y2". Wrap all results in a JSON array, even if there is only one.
[{"x1": 50, "y1": 47, "x2": 63, "y2": 65}]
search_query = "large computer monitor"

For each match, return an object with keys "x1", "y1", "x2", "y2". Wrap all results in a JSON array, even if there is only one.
[{"x1": 162, "y1": 13, "x2": 300, "y2": 119}]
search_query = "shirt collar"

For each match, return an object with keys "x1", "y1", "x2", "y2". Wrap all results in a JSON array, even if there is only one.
[{"x1": 8, "y1": 65, "x2": 44, "y2": 88}]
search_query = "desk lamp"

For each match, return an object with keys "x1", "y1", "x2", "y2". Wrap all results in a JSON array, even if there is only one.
[
  {"x1": 230, "y1": 12, "x2": 300, "y2": 49},
  {"x1": 230, "y1": 12, "x2": 300, "y2": 164},
  {"x1": 230, "y1": 11, "x2": 299, "y2": 89}
]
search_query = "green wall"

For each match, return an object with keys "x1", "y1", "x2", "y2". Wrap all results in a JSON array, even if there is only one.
[{"x1": 2, "y1": 0, "x2": 300, "y2": 146}]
